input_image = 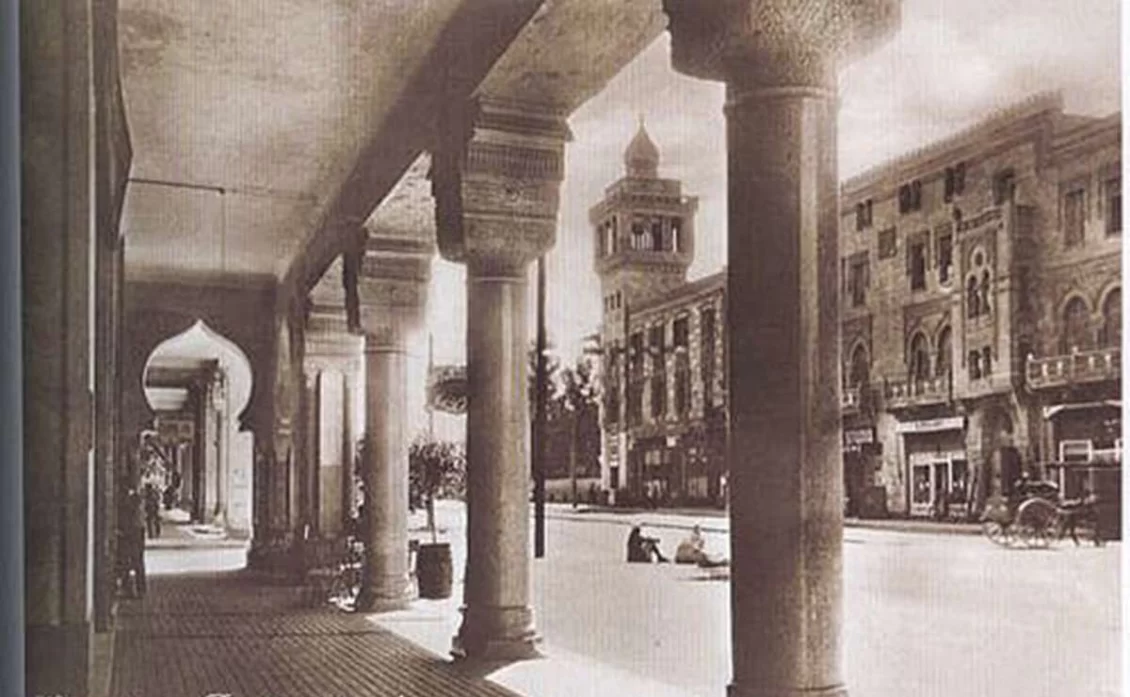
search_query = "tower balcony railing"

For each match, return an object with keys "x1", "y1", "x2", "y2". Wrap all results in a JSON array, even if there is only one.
[
  {"x1": 882, "y1": 374, "x2": 950, "y2": 409},
  {"x1": 1026, "y1": 347, "x2": 1121, "y2": 390}
]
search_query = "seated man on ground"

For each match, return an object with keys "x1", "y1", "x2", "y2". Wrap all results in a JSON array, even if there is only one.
[
  {"x1": 627, "y1": 525, "x2": 669, "y2": 563},
  {"x1": 675, "y1": 524, "x2": 729, "y2": 568}
]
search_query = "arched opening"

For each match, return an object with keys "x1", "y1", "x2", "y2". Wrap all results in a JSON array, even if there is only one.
[
  {"x1": 935, "y1": 326, "x2": 952, "y2": 378},
  {"x1": 1101, "y1": 288, "x2": 1121, "y2": 347},
  {"x1": 141, "y1": 320, "x2": 255, "y2": 547},
  {"x1": 848, "y1": 343, "x2": 870, "y2": 387},
  {"x1": 908, "y1": 332, "x2": 930, "y2": 383},
  {"x1": 966, "y1": 275, "x2": 980, "y2": 318},
  {"x1": 1061, "y1": 296, "x2": 1092, "y2": 353}
]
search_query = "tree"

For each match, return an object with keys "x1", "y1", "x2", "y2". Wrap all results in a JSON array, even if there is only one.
[{"x1": 408, "y1": 436, "x2": 465, "y2": 543}]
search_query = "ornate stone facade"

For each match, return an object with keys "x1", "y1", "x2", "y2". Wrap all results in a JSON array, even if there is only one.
[{"x1": 839, "y1": 92, "x2": 1121, "y2": 520}]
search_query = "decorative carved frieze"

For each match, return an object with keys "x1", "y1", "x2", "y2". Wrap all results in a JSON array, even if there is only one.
[{"x1": 433, "y1": 97, "x2": 570, "y2": 275}]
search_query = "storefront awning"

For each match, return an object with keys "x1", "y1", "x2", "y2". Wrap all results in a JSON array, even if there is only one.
[{"x1": 1042, "y1": 400, "x2": 1121, "y2": 420}]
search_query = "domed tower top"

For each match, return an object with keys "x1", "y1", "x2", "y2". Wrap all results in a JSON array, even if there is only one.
[{"x1": 624, "y1": 118, "x2": 659, "y2": 178}]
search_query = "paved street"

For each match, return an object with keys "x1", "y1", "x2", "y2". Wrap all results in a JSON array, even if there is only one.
[
  {"x1": 378, "y1": 502, "x2": 1121, "y2": 697},
  {"x1": 122, "y1": 504, "x2": 1120, "y2": 697}
]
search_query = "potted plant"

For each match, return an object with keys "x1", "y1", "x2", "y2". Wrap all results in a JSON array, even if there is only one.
[{"x1": 409, "y1": 436, "x2": 465, "y2": 599}]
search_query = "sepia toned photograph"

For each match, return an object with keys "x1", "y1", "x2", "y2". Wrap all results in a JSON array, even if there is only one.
[{"x1": 14, "y1": 1, "x2": 1124, "y2": 696}]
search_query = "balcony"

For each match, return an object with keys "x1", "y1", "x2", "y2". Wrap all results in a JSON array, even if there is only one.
[
  {"x1": 1026, "y1": 347, "x2": 1121, "y2": 390},
  {"x1": 883, "y1": 375, "x2": 950, "y2": 410}
]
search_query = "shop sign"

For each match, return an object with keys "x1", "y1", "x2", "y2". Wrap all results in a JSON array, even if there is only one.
[
  {"x1": 843, "y1": 428, "x2": 875, "y2": 447},
  {"x1": 896, "y1": 416, "x2": 965, "y2": 434}
]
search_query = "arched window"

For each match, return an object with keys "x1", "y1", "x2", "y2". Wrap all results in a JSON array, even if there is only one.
[
  {"x1": 1061, "y1": 297, "x2": 1092, "y2": 353},
  {"x1": 909, "y1": 333, "x2": 930, "y2": 383},
  {"x1": 1102, "y1": 289, "x2": 1121, "y2": 347},
  {"x1": 849, "y1": 344, "x2": 870, "y2": 387},
  {"x1": 632, "y1": 222, "x2": 648, "y2": 251},
  {"x1": 968, "y1": 350, "x2": 982, "y2": 380},
  {"x1": 935, "y1": 327, "x2": 953, "y2": 377},
  {"x1": 967, "y1": 276, "x2": 980, "y2": 318},
  {"x1": 980, "y1": 271, "x2": 992, "y2": 315},
  {"x1": 650, "y1": 220, "x2": 664, "y2": 251}
]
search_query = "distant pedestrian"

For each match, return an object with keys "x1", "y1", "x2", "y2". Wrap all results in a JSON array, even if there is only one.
[{"x1": 143, "y1": 483, "x2": 161, "y2": 538}]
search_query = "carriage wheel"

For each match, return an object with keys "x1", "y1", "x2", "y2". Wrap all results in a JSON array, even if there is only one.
[
  {"x1": 982, "y1": 520, "x2": 1012, "y2": 547},
  {"x1": 1019, "y1": 523, "x2": 1052, "y2": 549},
  {"x1": 1015, "y1": 498, "x2": 1057, "y2": 550}
]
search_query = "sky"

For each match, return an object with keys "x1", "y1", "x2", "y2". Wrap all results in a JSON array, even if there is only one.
[{"x1": 424, "y1": 0, "x2": 1122, "y2": 368}]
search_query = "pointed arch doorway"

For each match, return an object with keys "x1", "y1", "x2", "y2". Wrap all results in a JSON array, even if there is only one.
[{"x1": 142, "y1": 320, "x2": 255, "y2": 540}]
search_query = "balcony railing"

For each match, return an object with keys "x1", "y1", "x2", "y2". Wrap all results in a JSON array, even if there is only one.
[
  {"x1": 883, "y1": 375, "x2": 950, "y2": 409},
  {"x1": 1026, "y1": 347, "x2": 1121, "y2": 390}
]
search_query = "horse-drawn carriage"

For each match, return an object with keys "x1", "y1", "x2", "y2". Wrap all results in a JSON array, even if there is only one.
[{"x1": 981, "y1": 478, "x2": 1100, "y2": 548}]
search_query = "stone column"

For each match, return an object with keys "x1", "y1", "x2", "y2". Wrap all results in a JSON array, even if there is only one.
[
  {"x1": 434, "y1": 98, "x2": 569, "y2": 660},
  {"x1": 663, "y1": 3, "x2": 899, "y2": 696},
  {"x1": 353, "y1": 241, "x2": 431, "y2": 612},
  {"x1": 22, "y1": 1, "x2": 96, "y2": 693}
]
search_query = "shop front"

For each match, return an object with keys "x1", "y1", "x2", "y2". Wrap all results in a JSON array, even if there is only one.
[
  {"x1": 1040, "y1": 400, "x2": 1122, "y2": 539},
  {"x1": 898, "y1": 416, "x2": 969, "y2": 518},
  {"x1": 843, "y1": 426, "x2": 884, "y2": 517}
]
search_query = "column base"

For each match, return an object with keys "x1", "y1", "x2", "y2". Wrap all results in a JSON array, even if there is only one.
[
  {"x1": 355, "y1": 578, "x2": 414, "y2": 613},
  {"x1": 452, "y1": 604, "x2": 540, "y2": 661},
  {"x1": 727, "y1": 684, "x2": 847, "y2": 697}
]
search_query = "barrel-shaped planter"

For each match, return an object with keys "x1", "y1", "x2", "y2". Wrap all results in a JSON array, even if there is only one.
[{"x1": 416, "y1": 542, "x2": 453, "y2": 599}]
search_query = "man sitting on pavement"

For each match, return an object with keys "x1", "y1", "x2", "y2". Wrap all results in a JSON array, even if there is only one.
[
  {"x1": 675, "y1": 524, "x2": 728, "y2": 568},
  {"x1": 627, "y1": 524, "x2": 669, "y2": 563}
]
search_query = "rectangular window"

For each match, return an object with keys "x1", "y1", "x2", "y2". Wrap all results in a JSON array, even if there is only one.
[
  {"x1": 994, "y1": 170, "x2": 1016, "y2": 205},
  {"x1": 954, "y1": 162, "x2": 966, "y2": 195},
  {"x1": 849, "y1": 258, "x2": 868, "y2": 307},
  {"x1": 1064, "y1": 188, "x2": 1086, "y2": 247},
  {"x1": 981, "y1": 347, "x2": 992, "y2": 376},
  {"x1": 628, "y1": 383, "x2": 644, "y2": 425},
  {"x1": 854, "y1": 199, "x2": 873, "y2": 230},
  {"x1": 909, "y1": 241, "x2": 927, "y2": 291},
  {"x1": 910, "y1": 180, "x2": 922, "y2": 211},
  {"x1": 675, "y1": 356, "x2": 690, "y2": 417},
  {"x1": 898, "y1": 182, "x2": 922, "y2": 213},
  {"x1": 630, "y1": 332, "x2": 644, "y2": 376},
  {"x1": 673, "y1": 317, "x2": 689, "y2": 349},
  {"x1": 878, "y1": 227, "x2": 897, "y2": 259},
  {"x1": 701, "y1": 307, "x2": 716, "y2": 407},
  {"x1": 944, "y1": 167, "x2": 955, "y2": 203},
  {"x1": 937, "y1": 232, "x2": 953, "y2": 284},
  {"x1": 650, "y1": 374, "x2": 666, "y2": 418},
  {"x1": 1106, "y1": 177, "x2": 1121, "y2": 236}
]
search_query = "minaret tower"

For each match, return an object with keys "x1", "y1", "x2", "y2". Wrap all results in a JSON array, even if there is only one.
[
  {"x1": 590, "y1": 120, "x2": 698, "y2": 340},
  {"x1": 590, "y1": 121, "x2": 698, "y2": 501}
]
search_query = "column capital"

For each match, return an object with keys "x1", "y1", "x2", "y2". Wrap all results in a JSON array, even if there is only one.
[
  {"x1": 433, "y1": 97, "x2": 571, "y2": 276},
  {"x1": 346, "y1": 232, "x2": 432, "y2": 347},
  {"x1": 663, "y1": 0, "x2": 900, "y2": 88}
]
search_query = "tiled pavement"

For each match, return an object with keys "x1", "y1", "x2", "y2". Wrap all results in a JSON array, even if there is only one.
[{"x1": 110, "y1": 570, "x2": 523, "y2": 697}]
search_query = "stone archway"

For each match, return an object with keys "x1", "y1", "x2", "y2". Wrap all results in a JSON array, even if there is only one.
[{"x1": 142, "y1": 320, "x2": 255, "y2": 539}]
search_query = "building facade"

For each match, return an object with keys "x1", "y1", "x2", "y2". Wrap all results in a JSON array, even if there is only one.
[
  {"x1": 593, "y1": 125, "x2": 726, "y2": 506},
  {"x1": 596, "y1": 93, "x2": 1121, "y2": 521}
]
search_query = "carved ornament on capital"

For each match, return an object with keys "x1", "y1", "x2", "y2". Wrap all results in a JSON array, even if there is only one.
[
  {"x1": 433, "y1": 97, "x2": 570, "y2": 276},
  {"x1": 355, "y1": 275, "x2": 429, "y2": 351},
  {"x1": 662, "y1": 0, "x2": 901, "y2": 87}
]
